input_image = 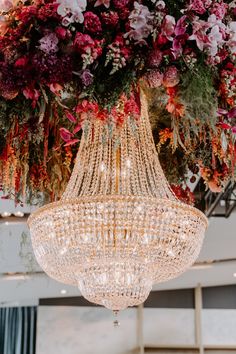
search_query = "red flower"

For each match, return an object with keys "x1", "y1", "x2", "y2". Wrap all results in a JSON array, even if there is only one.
[
  {"x1": 97, "y1": 110, "x2": 108, "y2": 122},
  {"x1": 17, "y1": 5, "x2": 37, "y2": 23},
  {"x1": 120, "y1": 46, "x2": 131, "y2": 60},
  {"x1": 101, "y1": 11, "x2": 119, "y2": 27},
  {"x1": 37, "y1": 3, "x2": 59, "y2": 21},
  {"x1": 14, "y1": 56, "x2": 28, "y2": 67},
  {"x1": 55, "y1": 27, "x2": 70, "y2": 40},
  {"x1": 76, "y1": 100, "x2": 99, "y2": 115},
  {"x1": 118, "y1": 7, "x2": 130, "y2": 20},
  {"x1": 59, "y1": 128, "x2": 74, "y2": 142},
  {"x1": 23, "y1": 87, "x2": 40, "y2": 108},
  {"x1": 65, "y1": 110, "x2": 77, "y2": 123},
  {"x1": 113, "y1": 0, "x2": 129, "y2": 9},
  {"x1": 84, "y1": 12, "x2": 102, "y2": 34},
  {"x1": 74, "y1": 32, "x2": 94, "y2": 53},
  {"x1": 155, "y1": 34, "x2": 169, "y2": 46}
]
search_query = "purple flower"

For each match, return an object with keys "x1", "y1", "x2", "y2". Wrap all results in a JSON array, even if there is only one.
[
  {"x1": 39, "y1": 33, "x2": 59, "y2": 54},
  {"x1": 80, "y1": 69, "x2": 93, "y2": 86}
]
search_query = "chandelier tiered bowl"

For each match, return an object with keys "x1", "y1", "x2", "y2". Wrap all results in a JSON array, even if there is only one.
[{"x1": 28, "y1": 92, "x2": 208, "y2": 311}]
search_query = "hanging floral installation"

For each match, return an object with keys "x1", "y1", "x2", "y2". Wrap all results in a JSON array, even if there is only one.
[{"x1": 0, "y1": 0, "x2": 235, "y2": 203}]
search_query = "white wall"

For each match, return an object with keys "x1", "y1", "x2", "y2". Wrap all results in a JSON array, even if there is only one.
[
  {"x1": 36, "y1": 306, "x2": 236, "y2": 354},
  {"x1": 36, "y1": 306, "x2": 138, "y2": 354}
]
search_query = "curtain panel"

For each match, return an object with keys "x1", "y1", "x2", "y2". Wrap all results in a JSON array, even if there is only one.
[{"x1": 0, "y1": 307, "x2": 37, "y2": 354}]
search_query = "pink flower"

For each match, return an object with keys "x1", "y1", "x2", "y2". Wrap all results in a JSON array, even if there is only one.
[
  {"x1": 125, "y1": 2, "x2": 153, "y2": 44},
  {"x1": 65, "y1": 110, "x2": 77, "y2": 123},
  {"x1": 39, "y1": 33, "x2": 59, "y2": 54},
  {"x1": 210, "y1": 2, "x2": 228, "y2": 20},
  {"x1": 172, "y1": 16, "x2": 188, "y2": 58},
  {"x1": 162, "y1": 15, "x2": 176, "y2": 40},
  {"x1": 189, "y1": 0, "x2": 206, "y2": 14},
  {"x1": 172, "y1": 34, "x2": 189, "y2": 58},
  {"x1": 84, "y1": 11, "x2": 102, "y2": 33},
  {"x1": 189, "y1": 18, "x2": 211, "y2": 51},
  {"x1": 175, "y1": 16, "x2": 187, "y2": 36},
  {"x1": 94, "y1": 0, "x2": 110, "y2": 8},
  {"x1": 163, "y1": 66, "x2": 180, "y2": 87}
]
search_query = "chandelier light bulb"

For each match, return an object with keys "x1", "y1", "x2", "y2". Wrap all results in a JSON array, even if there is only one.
[{"x1": 28, "y1": 92, "x2": 208, "y2": 311}]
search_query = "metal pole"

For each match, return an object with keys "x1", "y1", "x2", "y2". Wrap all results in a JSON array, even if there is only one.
[
  {"x1": 137, "y1": 304, "x2": 144, "y2": 354},
  {"x1": 195, "y1": 285, "x2": 204, "y2": 354}
]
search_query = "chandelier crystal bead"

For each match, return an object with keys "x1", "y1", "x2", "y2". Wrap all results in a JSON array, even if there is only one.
[{"x1": 28, "y1": 92, "x2": 208, "y2": 311}]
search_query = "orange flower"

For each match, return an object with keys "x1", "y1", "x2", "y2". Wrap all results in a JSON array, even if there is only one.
[{"x1": 166, "y1": 99, "x2": 185, "y2": 117}]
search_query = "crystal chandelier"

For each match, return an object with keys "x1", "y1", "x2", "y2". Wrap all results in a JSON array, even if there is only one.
[{"x1": 28, "y1": 92, "x2": 208, "y2": 311}]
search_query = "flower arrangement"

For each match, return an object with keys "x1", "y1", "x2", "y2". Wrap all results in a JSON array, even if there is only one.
[{"x1": 0, "y1": 0, "x2": 235, "y2": 203}]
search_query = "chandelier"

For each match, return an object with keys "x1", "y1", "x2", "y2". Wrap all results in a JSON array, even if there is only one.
[{"x1": 28, "y1": 92, "x2": 208, "y2": 311}]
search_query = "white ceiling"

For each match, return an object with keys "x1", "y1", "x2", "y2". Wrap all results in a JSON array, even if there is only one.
[{"x1": 0, "y1": 198, "x2": 236, "y2": 307}]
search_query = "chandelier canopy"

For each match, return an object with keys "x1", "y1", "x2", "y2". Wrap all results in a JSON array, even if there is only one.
[{"x1": 28, "y1": 92, "x2": 208, "y2": 311}]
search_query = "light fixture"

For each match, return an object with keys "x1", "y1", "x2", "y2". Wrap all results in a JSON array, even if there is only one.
[
  {"x1": 14, "y1": 211, "x2": 24, "y2": 217},
  {"x1": 60, "y1": 289, "x2": 67, "y2": 295},
  {"x1": 233, "y1": 273, "x2": 236, "y2": 278},
  {"x1": 1, "y1": 212, "x2": 11, "y2": 218},
  {"x1": 28, "y1": 92, "x2": 208, "y2": 311}
]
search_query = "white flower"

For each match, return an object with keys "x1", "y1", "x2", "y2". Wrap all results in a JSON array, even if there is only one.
[
  {"x1": 156, "y1": 0, "x2": 165, "y2": 10},
  {"x1": 57, "y1": 0, "x2": 87, "y2": 24},
  {"x1": 227, "y1": 21, "x2": 236, "y2": 54}
]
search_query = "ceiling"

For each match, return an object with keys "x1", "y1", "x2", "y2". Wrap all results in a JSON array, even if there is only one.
[{"x1": 0, "y1": 197, "x2": 236, "y2": 307}]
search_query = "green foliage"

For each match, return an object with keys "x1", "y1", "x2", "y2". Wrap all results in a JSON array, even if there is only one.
[{"x1": 179, "y1": 63, "x2": 218, "y2": 131}]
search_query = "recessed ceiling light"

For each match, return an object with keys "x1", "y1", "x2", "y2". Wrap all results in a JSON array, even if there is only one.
[
  {"x1": 3, "y1": 273, "x2": 30, "y2": 281},
  {"x1": 14, "y1": 211, "x2": 24, "y2": 217},
  {"x1": 60, "y1": 289, "x2": 67, "y2": 295},
  {"x1": 233, "y1": 273, "x2": 236, "y2": 278},
  {"x1": 1, "y1": 212, "x2": 11, "y2": 218}
]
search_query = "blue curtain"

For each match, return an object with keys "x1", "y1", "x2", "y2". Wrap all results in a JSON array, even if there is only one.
[{"x1": 0, "y1": 307, "x2": 37, "y2": 354}]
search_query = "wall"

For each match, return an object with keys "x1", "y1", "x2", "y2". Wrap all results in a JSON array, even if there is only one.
[{"x1": 36, "y1": 306, "x2": 236, "y2": 354}]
